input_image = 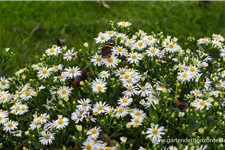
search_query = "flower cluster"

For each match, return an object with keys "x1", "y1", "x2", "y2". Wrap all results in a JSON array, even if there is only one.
[{"x1": 0, "y1": 21, "x2": 224, "y2": 150}]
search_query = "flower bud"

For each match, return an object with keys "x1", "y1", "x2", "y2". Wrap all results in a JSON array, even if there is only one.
[
  {"x1": 198, "y1": 128, "x2": 204, "y2": 134},
  {"x1": 84, "y1": 42, "x2": 89, "y2": 48},
  {"x1": 120, "y1": 136, "x2": 127, "y2": 143}
]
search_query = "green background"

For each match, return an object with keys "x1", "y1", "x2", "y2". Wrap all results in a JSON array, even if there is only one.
[{"x1": 0, "y1": 1, "x2": 225, "y2": 73}]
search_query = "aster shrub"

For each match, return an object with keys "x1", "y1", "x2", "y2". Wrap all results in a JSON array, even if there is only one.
[{"x1": 0, "y1": 21, "x2": 225, "y2": 150}]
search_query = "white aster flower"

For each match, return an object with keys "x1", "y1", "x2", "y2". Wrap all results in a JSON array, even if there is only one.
[
  {"x1": 212, "y1": 34, "x2": 224, "y2": 42},
  {"x1": 71, "y1": 110, "x2": 86, "y2": 123},
  {"x1": 165, "y1": 42, "x2": 180, "y2": 53},
  {"x1": 112, "y1": 46, "x2": 127, "y2": 56},
  {"x1": 38, "y1": 67, "x2": 52, "y2": 79},
  {"x1": 146, "y1": 47, "x2": 160, "y2": 57},
  {"x1": 95, "y1": 33, "x2": 110, "y2": 43},
  {"x1": 62, "y1": 66, "x2": 81, "y2": 79},
  {"x1": 0, "y1": 77, "x2": 10, "y2": 90},
  {"x1": 57, "y1": 86, "x2": 71, "y2": 98},
  {"x1": 87, "y1": 127, "x2": 101, "y2": 139},
  {"x1": 138, "y1": 83, "x2": 152, "y2": 97},
  {"x1": 76, "y1": 98, "x2": 92, "y2": 111},
  {"x1": 82, "y1": 138, "x2": 96, "y2": 150},
  {"x1": 63, "y1": 49, "x2": 77, "y2": 61},
  {"x1": 103, "y1": 56, "x2": 119, "y2": 68},
  {"x1": 0, "y1": 110, "x2": 9, "y2": 124},
  {"x1": 118, "y1": 96, "x2": 133, "y2": 106},
  {"x1": 130, "y1": 116, "x2": 144, "y2": 127},
  {"x1": 3, "y1": 120, "x2": 18, "y2": 132},
  {"x1": 192, "y1": 99, "x2": 212, "y2": 110},
  {"x1": 20, "y1": 88, "x2": 36, "y2": 101},
  {"x1": 115, "y1": 106, "x2": 128, "y2": 118},
  {"x1": 53, "y1": 116, "x2": 69, "y2": 129},
  {"x1": 143, "y1": 35, "x2": 158, "y2": 46},
  {"x1": 146, "y1": 124, "x2": 165, "y2": 144},
  {"x1": 117, "y1": 21, "x2": 132, "y2": 28},
  {"x1": 99, "y1": 71, "x2": 110, "y2": 79},
  {"x1": 93, "y1": 101, "x2": 108, "y2": 114},
  {"x1": 91, "y1": 53, "x2": 103, "y2": 66},
  {"x1": 0, "y1": 91, "x2": 11, "y2": 103},
  {"x1": 116, "y1": 33, "x2": 127, "y2": 43},
  {"x1": 133, "y1": 40, "x2": 147, "y2": 51},
  {"x1": 92, "y1": 78, "x2": 107, "y2": 93},
  {"x1": 45, "y1": 46, "x2": 62, "y2": 56},
  {"x1": 177, "y1": 71, "x2": 192, "y2": 82},
  {"x1": 127, "y1": 52, "x2": 142, "y2": 64},
  {"x1": 39, "y1": 131, "x2": 55, "y2": 145},
  {"x1": 130, "y1": 108, "x2": 146, "y2": 119},
  {"x1": 197, "y1": 37, "x2": 210, "y2": 45},
  {"x1": 123, "y1": 85, "x2": 138, "y2": 97}
]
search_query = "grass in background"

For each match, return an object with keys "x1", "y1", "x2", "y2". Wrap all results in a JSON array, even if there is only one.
[{"x1": 0, "y1": 1, "x2": 225, "y2": 75}]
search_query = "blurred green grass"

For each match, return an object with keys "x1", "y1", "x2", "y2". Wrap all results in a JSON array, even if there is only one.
[{"x1": 0, "y1": 1, "x2": 225, "y2": 74}]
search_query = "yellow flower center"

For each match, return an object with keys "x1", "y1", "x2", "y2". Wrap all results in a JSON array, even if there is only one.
[
  {"x1": 202, "y1": 39, "x2": 206, "y2": 43},
  {"x1": 20, "y1": 106, "x2": 25, "y2": 111},
  {"x1": 117, "y1": 47, "x2": 123, "y2": 52},
  {"x1": 108, "y1": 58, "x2": 113, "y2": 63},
  {"x1": 70, "y1": 69, "x2": 75, "y2": 74},
  {"x1": 218, "y1": 81, "x2": 222, "y2": 87},
  {"x1": 98, "y1": 105, "x2": 104, "y2": 110},
  {"x1": 96, "y1": 56, "x2": 102, "y2": 62},
  {"x1": 194, "y1": 91, "x2": 199, "y2": 95},
  {"x1": 86, "y1": 144, "x2": 92, "y2": 150},
  {"x1": 25, "y1": 91, "x2": 31, "y2": 96},
  {"x1": 58, "y1": 118, "x2": 64, "y2": 125},
  {"x1": 100, "y1": 36, "x2": 105, "y2": 40},
  {"x1": 120, "y1": 70, "x2": 125, "y2": 75},
  {"x1": 141, "y1": 87, "x2": 146, "y2": 91},
  {"x1": 1, "y1": 81, "x2": 6, "y2": 85},
  {"x1": 131, "y1": 54, "x2": 137, "y2": 59},
  {"x1": 150, "y1": 49, "x2": 156, "y2": 54},
  {"x1": 138, "y1": 42, "x2": 143, "y2": 47},
  {"x1": 50, "y1": 49, "x2": 55, "y2": 53},
  {"x1": 127, "y1": 87, "x2": 132, "y2": 92},
  {"x1": 152, "y1": 129, "x2": 159, "y2": 135},
  {"x1": 42, "y1": 69, "x2": 48, "y2": 74},
  {"x1": 216, "y1": 35, "x2": 220, "y2": 40},
  {"x1": 134, "y1": 119, "x2": 139, "y2": 124},
  {"x1": 91, "y1": 129, "x2": 97, "y2": 134},
  {"x1": 122, "y1": 98, "x2": 128, "y2": 103},
  {"x1": 221, "y1": 70, "x2": 225, "y2": 75},
  {"x1": 0, "y1": 116, "x2": 2, "y2": 121},
  {"x1": 169, "y1": 43, "x2": 174, "y2": 49},
  {"x1": 190, "y1": 67, "x2": 196, "y2": 72},
  {"x1": 182, "y1": 73, "x2": 187, "y2": 78},
  {"x1": 124, "y1": 74, "x2": 130, "y2": 79},
  {"x1": 194, "y1": 60, "x2": 199, "y2": 65},
  {"x1": 61, "y1": 90, "x2": 67, "y2": 95},
  {"x1": 97, "y1": 86, "x2": 103, "y2": 92},
  {"x1": 118, "y1": 108, "x2": 124, "y2": 114},
  {"x1": 199, "y1": 101, "x2": 206, "y2": 106},
  {"x1": 148, "y1": 36, "x2": 153, "y2": 41},
  {"x1": 2, "y1": 97, "x2": 6, "y2": 101},
  {"x1": 8, "y1": 122, "x2": 13, "y2": 128},
  {"x1": 121, "y1": 21, "x2": 126, "y2": 26},
  {"x1": 83, "y1": 102, "x2": 88, "y2": 106},
  {"x1": 101, "y1": 73, "x2": 107, "y2": 77},
  {"x1": 178, "y1": 65, "x2": 184, "y2": 70},
  {"x1": 135, "y1": 112, "x2": 141, "y2": 116},
  {"x1": 44, "y1": 134, "x2": 50, "y2": 140}
]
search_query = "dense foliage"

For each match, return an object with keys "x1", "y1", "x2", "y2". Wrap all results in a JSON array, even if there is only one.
[{"x1": 0, "y1": 22, "x2": 225, "y2": 150}]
